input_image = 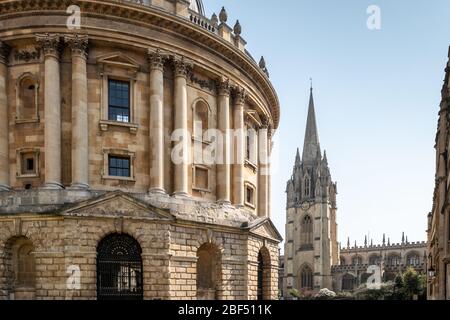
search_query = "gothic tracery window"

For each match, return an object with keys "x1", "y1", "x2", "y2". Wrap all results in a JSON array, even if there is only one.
[
  {"x1": 301, "y1": 215, "x2": 313, "y2": 248},
  {"x1": 299, "y1": 265, "x2": 313, "y2": 290}
]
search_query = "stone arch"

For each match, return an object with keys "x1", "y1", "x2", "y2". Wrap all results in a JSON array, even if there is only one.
[
  {"x1": 194, "y1": 230, "x2": 225, "y2": 254},
  {"x1": 15, "y1": 72, "x2": 40, "y2": 121},
  {"x1": 368, "y1": 253, "x2": 381, "y2": 265},
  {"x1": 196, "y1": 242, "x2": 222, "y2": 300},
  {"x1": 2, "y1": 236, "x2": 36, "y2": 300},
  {"x1": 96, "y1": 233, "x2": 143, "y2": 300},
  {"x1": 257, "y1": 246, "x2": 271, "y2": 300},
  {"x1": 351, "y1": 254, "x2": 363, "y2": 265},
  {"x1": 341, "y1": 273, "x2": 356, "y2": 291},
  {"x1": 405, "y1": 250, "x2": 420, "y2": 267}
]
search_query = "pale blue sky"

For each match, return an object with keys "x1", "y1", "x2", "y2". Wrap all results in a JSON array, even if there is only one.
[{"x1": 206, "y1": 0, "x2": 449, "y2": 246}]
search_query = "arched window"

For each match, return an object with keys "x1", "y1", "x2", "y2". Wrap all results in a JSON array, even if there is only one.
[
  {"x1": 97, "y1": 234, "x2": 143, "y2": 300},
  {"x1": 388, "y1": 254, "x2": 402, "y2": 266},
  {"x1": 369, "y1": 255, "x2": 381, "y2": 266},
  {"x1": 257, "y1": 247, "x2": 271, "y2": 300},
  {"x1": 16, "y1": 73, "x2": 39, "y2": 122},
  {"x1": 342, "y1": 274, "x2": 355, "y2": 291},
  {"x1": 304, "y1": 177, "x2": 311, "y2": 197},
  {"x1": 193, "y1": 100, "x2": 209, "y2": 141},
  {"x1": 299, "y1": 265, "x2": 313, "y2": 290},
  {"x1": 351, "y1": 255, "x2": 363, "y2": 265},
  {"x1": 301, "y1": 215, "x2": 313, "y2": 248},
  {"x1": 197, "y1": 243, "x2": 222, "y2": 300},
  {"x1": 4, "y1": 237, "x2": 36, "y2": 300},
  {"x1": 340, "y1": 257, "x2": 346, "y2": 266},
  {"x1": 406, "y1": 253, "x2": 420, "y2": 267}
]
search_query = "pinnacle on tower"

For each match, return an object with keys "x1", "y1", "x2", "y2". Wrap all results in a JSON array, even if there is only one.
[
  {"x1": 383, "y1": 234, "x2": 386, "y2": 246},
  {"x1": 347, "y1": 237, "x2": 350, "y2": 249},
  {"x1": 402, "y1": 232, "x2": 405, "y2": 245},
  {"x1": 295, "y1": 148, "x2": 301, "y2": 165},
  {"x1": 302, "y1": 86, "x2": 321, "y2": 163}
]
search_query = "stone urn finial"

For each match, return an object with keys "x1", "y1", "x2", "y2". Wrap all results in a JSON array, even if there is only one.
[
  {"x1": 211, "y1": 13, "x2": 219, "y2": 28},
  {"x1": 219, "y1": 7, "x2": 228, "y2": 24},
  {"x1": 233, "y1": 20, "x2": 242, "y2": 36}
]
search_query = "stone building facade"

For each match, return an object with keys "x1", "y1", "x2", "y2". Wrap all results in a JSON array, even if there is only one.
[
  {"x1": 0, "y1": 0, "x2": 282, "y2": 300},
  {"x1": 281, "y1": 88, "x2": 426, "y2": 297},
  {"x1": 428, "y1": 47, "x2": 450, "y2": 300}
]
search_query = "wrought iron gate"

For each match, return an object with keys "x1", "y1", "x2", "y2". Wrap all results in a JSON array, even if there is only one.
[{"x1": 97, "y1": 234, "x2": 143, "y2": 300}]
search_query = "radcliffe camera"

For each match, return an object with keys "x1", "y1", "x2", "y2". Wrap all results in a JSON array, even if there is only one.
[{"x1": 0, "y1": 0, "x2": 448, "y2": 314}]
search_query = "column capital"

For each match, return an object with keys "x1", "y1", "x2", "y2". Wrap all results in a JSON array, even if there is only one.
[
  {"x1": 232, "y1": 86, "x2": 247, "y2": 106},
  {"x1": 259, "y1": 116, "x2": 270, "y2": 130},
  {"x1": 173, "y1": 56, "x2": 192, "y2": 78},
  {"x1": 36, "y1": 33, "x2": 62, "y2": 59},
  {"x1": 217, "y1": 77, "x2": 231, "y2": 96},
  {"x1": 148, "y1": 49, "x2": 168, "y2": 71},
  {"x1": 65, "y1": 34, "x2": 89, "y2": 59},
  {"x1": 0, "y1": 41, "x2": 11, "y2": 65}
]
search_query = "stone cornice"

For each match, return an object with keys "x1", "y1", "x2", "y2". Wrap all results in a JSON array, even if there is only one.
[{"x1": 0, "y1": 0, "x2": 280, "y2": 129}]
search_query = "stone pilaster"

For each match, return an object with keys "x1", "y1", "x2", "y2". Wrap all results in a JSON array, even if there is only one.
[
  {"x1": 0, "y1": 41, "x2": 10, "y2": 191},
  {"x1": 37, "y1": 34, "x2": 63, "y2": 189},
  {"x1": 217, "y1": 78, "x2": 231, "y2": 205},
  {"x1": 232, "y1": 87, "x2": 246, "y2": 207},
  {"x1": 148, "y1": 49, "x2": 166, "y2": 194},
  {"x1": 258, "y1": 121, "x2": 269, "y2": 217},
  {"x1": 173, "y1": 57, "x2": 191, "y2": 197},
  {"x1": 66, "y1": 34, "x2": 89, "y2": 190}
]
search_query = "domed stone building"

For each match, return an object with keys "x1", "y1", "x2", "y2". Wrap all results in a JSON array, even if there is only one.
[{"x1": 0, "y1": 0, "x2": 281, "y2": 300}]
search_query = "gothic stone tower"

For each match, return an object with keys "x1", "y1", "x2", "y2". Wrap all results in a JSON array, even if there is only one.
[{"x1": 283, "y1": 88, "x2": 339, "y2": 296}]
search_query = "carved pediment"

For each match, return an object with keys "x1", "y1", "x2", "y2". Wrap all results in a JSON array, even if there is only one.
[
  {"x1": 243, "y1": 218, "x2": 283, "y2": 242},
  {"x1": 61, "y1": 191, "x2": 174, "y2": 221},
  {"x1": 96, "y1": 52, "x2": 140, "y2": 71}
]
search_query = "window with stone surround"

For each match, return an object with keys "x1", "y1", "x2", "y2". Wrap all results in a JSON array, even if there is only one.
[
  {"x1": 342, "y1": 273, "x2": 355, "y2": 291},
  {"x1": 388, "y1": 254, "x2": 402, "y2": 266},
  {"x1": 15, "y1": 73, "x2": 39, "y2": 123},
  {"x1": 16, "y1": 148, "x2": 40, "y2": 178},
  {"x1": 351, "y1": 255, "x2": 363, "y2": 265},
  {"x1": 102, "y1": 149, "x2": 136, "y2": 182},
  {"x1": 300, "y1": 215, "x2": 313, "y2": 249},
  {"x1": 245, "y1": 182, "x2": 256, "y2": 208},
  {"x1": 299, "y1": 265, "x2": 313, "y2": 290},
  {"x1": 369, "y1": 254, "x2": 381, "y2": 266},
  {"x1": 245, "y1": 126, "x2": 257, "y2": 166},
  {"x1": 406, "y1": 252, "x2": 420, "y2": 267},
  {"x1": 97, "y1": 53, "x2": 140, "y2": 134}
]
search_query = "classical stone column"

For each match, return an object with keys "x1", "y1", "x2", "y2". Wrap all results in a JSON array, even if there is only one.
[
  {"x1": 66, "y1": 34, "x2": 89, "y2": 190},
  {"x1": 258, "y1": 122, "x2": 270, "y2": 217},
  {"x1": 217, "y1": 79, "x2": 231, "y2": 205},
  {"x1": 37, "y1": 34, "x2": 63, "y2": 189},
  {"x1": 232, "y1": 87, "x2": 246, "y2": 207},
  {"x1": 0, "y1": 41, "x2": 10, "y2": 191},
  {"x1": 148, "y1": 49, "x2": 166, "y2": 194},
  {"x1": 173, "y1": 57, "x2": 190, "y2": 197}
]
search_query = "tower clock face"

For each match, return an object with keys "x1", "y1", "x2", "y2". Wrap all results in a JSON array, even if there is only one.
[{"x1": 301, "y1": 202, "x2": 310, "y2": 211}]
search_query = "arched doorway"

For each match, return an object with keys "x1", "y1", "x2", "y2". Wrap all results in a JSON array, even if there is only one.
[
  {"x1": 196, "y1": 243, "x2": 222, "y2": 300},
  {"x1": 257, "y1": 248, "x2": 271, "y2": 300},
  {"x1": 342, "y1": 273, "x2": 356, "y2": 291},
  {"x1": 97, "y1": 234, "x2": 143, "y2": 300}
]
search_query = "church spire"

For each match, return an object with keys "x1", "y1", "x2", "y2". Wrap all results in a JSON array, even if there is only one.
[{"x1": 302, "y1": 86, "x2": 321, "y2": 163}]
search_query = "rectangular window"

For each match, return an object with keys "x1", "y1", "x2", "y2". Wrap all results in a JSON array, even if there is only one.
[
  {"x1": 245, "y1": 184, "x2": 255, "y2": 207},
  {"x1": 108, "y1": 79, "x2": 130, "y2": 123},
  {"x1": 108, "y1": 156, "x2": 131, "y2": 178},
  {"x1": 21, "y1": 153, "x2": 36, "y2": 175}
]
